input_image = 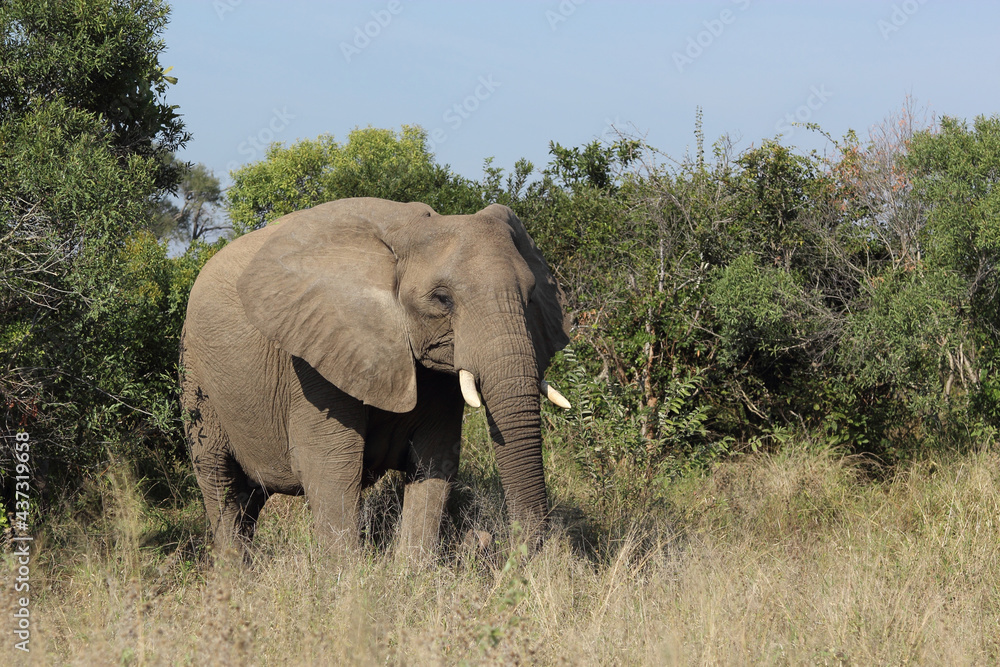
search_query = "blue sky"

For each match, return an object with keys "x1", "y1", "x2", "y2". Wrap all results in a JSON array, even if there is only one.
[{"x1": 163, "y1": 0, "x2": 1000, "y2": 184}]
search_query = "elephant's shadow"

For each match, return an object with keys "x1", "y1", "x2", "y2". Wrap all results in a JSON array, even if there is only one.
[
  {"x1": 184, "y1": 466, "x2": 630, "y2": 567},
  {"x1": 442, "y1": 471, "x2": 612, "y2": 566},
  {"x1": 352, "y1": 467, "x2": 609, "y2": 565}
]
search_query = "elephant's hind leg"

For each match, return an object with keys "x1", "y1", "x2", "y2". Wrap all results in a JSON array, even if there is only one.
[{"x1": 183, "y1": 379, "x2": 266, "y2": 558}]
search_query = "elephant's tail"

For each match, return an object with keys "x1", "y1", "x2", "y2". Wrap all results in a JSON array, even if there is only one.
[{"x1": 178, "y1": 322, "x2": 189, "y2": 383}]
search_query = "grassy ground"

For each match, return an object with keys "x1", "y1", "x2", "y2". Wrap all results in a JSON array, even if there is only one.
[{"x1": 4, "y1": 420, "x2": 999, "y2": 665}]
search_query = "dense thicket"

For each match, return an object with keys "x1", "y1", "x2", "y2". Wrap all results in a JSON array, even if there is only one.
[
  {"x1": 3, "y1": 1, "x2": 998, "y2": 519},
  {"x1": 532, "y1": 114, "x2": 1000, "y2": 488},
  {"x1": 0, "y1": 1, "x2": 209, "y2": 498}
]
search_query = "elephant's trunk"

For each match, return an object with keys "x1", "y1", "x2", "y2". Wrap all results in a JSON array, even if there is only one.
[
  {"x1": 481, "y1": 370, "x2": 548, "y2": 526},
  {"x1": 458, "y1": 301, "x2": 548, "y2": 538}
]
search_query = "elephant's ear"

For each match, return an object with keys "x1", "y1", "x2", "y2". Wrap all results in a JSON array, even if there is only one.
[
  {"x1": 481, "y1": 204, "x2": 572, "y2": 375},
  {"x1": 237, "y1": 207, "x2": 417, "y2": 413}
]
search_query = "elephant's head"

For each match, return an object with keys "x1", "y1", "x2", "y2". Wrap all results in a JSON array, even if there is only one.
[{"x1": 236, "y1": 197, "x2": 571, "y2": 530}]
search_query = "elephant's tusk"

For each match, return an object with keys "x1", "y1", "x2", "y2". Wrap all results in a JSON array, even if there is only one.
[
  {"x1": 540, "y1": 380, "x2": 571, "y2": 409},
  {"x1": 459, "y1": 369, "x2": 481, "y2": 408}
]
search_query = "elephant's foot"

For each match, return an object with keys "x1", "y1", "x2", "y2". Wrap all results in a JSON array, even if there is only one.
[
  {"x1": 312, "y1": 520, "x2": 361, "y2": 555},
  {"x1": 397, "y1": 477, "x2": 451, "y2": 562}
]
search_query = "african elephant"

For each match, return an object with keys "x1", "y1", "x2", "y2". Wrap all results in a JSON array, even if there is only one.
[{"x1": 180, "y1": 197, "x2": 571, "y2": 558}]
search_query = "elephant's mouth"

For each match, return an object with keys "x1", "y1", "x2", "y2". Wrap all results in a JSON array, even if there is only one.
[{"x1": 417, "y1": 335, "x2": 455, "y2": 372}]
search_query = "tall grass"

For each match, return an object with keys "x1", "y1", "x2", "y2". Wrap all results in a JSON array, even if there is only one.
[{"x1": 5, "y1": 430, "x2": 999, "y2": 665}]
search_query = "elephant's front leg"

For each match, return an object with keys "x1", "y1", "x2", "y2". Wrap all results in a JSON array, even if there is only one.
[
  {"x1": 399, "y1": 476, "x2": 453, "y2": 559},
  {"x1": 398, "y1": 378, "x2": 464, "y2": 559},
  {"x1": 290, "y1": 361, "x2": 367, "y2": 550},
  {"x1": 292, "y1": 422, "x2": 366, "y2": 550}
]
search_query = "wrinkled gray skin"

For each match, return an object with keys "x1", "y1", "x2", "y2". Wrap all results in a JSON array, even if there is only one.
[{"x1": 180, "y1": 198, "x2": 570, "y2": 558}]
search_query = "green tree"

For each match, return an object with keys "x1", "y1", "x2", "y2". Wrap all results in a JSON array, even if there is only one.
[
  {"x1": 226, "y1": 125, "x2": 481, "y2": 235},
  {"x1": 907, "y1": 115, "x2": 1000, "y2": 325},
  {"x1": 148, "y1": 158, "x2": 225, "y2": 244},
  {"x1": 0, "y1": 0, "x2": 189, "y2": 188},
  {"x1": 1, "y1": 0, "x2": 192, "y2": 484},
  {"x1": 905, "y1": 114, "x2": 1000, "y2": 430},
  {"x1": 494, "y1": 138, "x2": 719, "y2": 475}
]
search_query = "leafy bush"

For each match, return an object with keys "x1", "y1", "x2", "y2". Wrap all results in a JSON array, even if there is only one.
[
  {"x1": 226, "y1": 126, "x2": 483, "y2": 235},
  {"x1": 1, "y1": 0, "x2": 198, "y2": 498}
]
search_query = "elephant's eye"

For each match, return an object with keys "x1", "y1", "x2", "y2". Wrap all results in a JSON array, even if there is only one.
[{"x1": 430, "y1": 289, "x2": 454, "y2": 312}]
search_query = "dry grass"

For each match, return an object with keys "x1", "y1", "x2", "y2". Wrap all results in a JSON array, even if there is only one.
[{"x1": 5, "y1": 440, "x2": 1000, "y2": 665}]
